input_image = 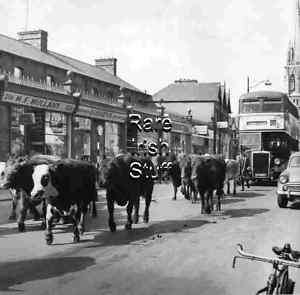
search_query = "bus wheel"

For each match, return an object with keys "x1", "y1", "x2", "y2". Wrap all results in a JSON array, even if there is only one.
[{"x1": 277, "y1": 195, "x2": 288, "y2": 208}]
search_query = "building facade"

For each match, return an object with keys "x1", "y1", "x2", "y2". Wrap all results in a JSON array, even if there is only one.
[
  {"x1": 0, "y1": 29, "x2": 159, "y2": 162},
  {"x1": 153, "y1": 79, "x2": 232, "y2": 156}
]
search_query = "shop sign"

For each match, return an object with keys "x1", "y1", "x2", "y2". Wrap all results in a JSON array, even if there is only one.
[
  {"x1": 2, "y1": 91, "x2": 75, "y2": 113},
  {"x1": 193, "y1": 125, "x2": 208, "y2": 135},
  {"x1": 216, "y1": 121, "x2": 228, "y2": 129},
  {"x1": 77, "y1": 105, "x2": 126, "y2": 123}
]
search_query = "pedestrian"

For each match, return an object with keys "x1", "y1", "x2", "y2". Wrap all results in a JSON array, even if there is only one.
[{"x1": 239, "y1": 151, "x2": 251, "y2": 191}]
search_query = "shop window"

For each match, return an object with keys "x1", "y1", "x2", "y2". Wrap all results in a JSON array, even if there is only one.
[
  {"x1": 73, "y1": 117, "x2": 91, "y2": 160},
  {"x1": 105, "y1": 122, "x2": 120, "y2": 157},
  {"x1": 10, "y1": 106, "x2": 26, "y2": 156},
  {"x1": 45, "y1": 112, "x2": 67, "y2": 157},
  {"x1": 14, "y1": 67, "x2": 24, "y2": 79},
  {"x1": 92, "y1": 87, "x2": 99, "y2": 97},
  {"x1": 46, "y1": 75, "x2": 54, "y2": 87}
]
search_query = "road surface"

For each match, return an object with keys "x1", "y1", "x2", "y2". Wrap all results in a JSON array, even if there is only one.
[{"x1": 0, "y1": 183, "x2": 300, "y2": 295}]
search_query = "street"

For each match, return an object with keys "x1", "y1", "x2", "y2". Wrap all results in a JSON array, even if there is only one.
[{"x1": 0, "y1": 183, "x2": 300, "y2": 295}]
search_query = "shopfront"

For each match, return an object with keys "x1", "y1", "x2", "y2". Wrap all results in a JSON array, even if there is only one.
[{"x1": 2, "y1": 91, "x2": 75, "y2": 158}]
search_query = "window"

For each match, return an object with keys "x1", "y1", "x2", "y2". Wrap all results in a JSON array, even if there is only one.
[
  {"x1": 14, "y1": 67, "x2": 24, "y2": 79},
  {"x1": 105, "y1": 122, "x2": 120, "y2": 157},
  {"x1": 92, "y1": 87, "x2": 99, "y2": 97},
  {"x1": 10, "y1": 106, "x2": 26, "y2": 156},
  {"x1": 240, "y1": 133, "x2": 261, "y2": 150},
  {"x1": 46, "y1": 75, "x2": 54, "y2": 87},
  {"x1": 262, "y1": 98, "x2": 282, "y2": 112},
  {"x1": 289, "y1": 74, "x2": 295, "y2": 92},
  {"x1": 73, "y1": 117, "x2": 91, "y2": 160},
  {"x1": 45, "y1": 112, "x2": 67, "y2": 157},
  {"x1": 240, "y1": 99, "x2": 260, "y2": 113}
]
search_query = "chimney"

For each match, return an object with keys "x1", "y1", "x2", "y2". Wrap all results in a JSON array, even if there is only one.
[
  {"x1": 17, "y1": 30, "x2": 48, "y2": 53},
  {"x1": 95, "y1": 58, "x2": 117, "y2": 76}
]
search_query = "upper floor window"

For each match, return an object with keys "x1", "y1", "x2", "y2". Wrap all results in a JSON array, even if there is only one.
[
  {"x1": 14, "y1": 67, "x2": 24, "y2": 79},
  {"x1": 46, "y1": 75, "x2": 54, "y2": 87},
  {"x1": 289, "y1": 74, "x2": 295, "y2": 92},
  {"x1": 92, "y1": 87, "x2": 99, "y2": 97}
]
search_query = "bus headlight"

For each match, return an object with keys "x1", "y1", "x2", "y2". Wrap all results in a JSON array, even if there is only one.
[
  {"x1": 274, "y1": 158, "x2": 281, "y2": 165},
  {"x1": 279, "y1": 175, "x2": 289, "y2": 184}
]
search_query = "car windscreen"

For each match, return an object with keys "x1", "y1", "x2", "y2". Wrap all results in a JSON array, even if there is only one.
[{"x1": 289, "y1": 156, "x2": 300, "y2": 167}]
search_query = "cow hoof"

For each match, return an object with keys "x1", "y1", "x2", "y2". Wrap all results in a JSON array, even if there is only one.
[
  {"x1": 109, "y1": 222, "x2": 116, "y2": 232},
  {"x1": 92, "y1": 211, "x2": 97, "y2": 218},
  {"x1": 133, "y1": 216, "x2": 139, "y2": 224},
  {"x1": 45, "y1": 233, "x2": 53, "y2": 245},
  {"x1": 18, "y1": 223, "x2": 25, "y2": 232},
  {"x1": 8, "y1": 213, "x2": 17, "y2": 221},
  {"x1": 41, "y1": 221, "x2": 46, "y2": 230},
  {"x1": 125, "y1": 223, "x2": 132, "y2": 230},
  {"x1": 143, "y1": 215, "x2": 149, "y2": 223},
  {"x1": 79, "y1": 226, "x2": 85, "y2": 236},
  {"x1": 73, "y1": 235, "x2": 80, "y2": 243}
]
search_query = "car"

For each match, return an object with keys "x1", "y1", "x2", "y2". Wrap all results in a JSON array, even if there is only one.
[{"x1": 276, "y1": 152, "x2": 300, "y2": 208}]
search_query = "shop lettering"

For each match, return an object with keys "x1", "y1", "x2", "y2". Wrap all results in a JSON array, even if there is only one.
[{"x1": 129, "y1": 113, "x2": 172, "y2": 133}]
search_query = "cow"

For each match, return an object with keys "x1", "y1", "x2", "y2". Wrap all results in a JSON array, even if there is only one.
[
  {"x1": 0, "y1": 154, "x2": 61, "y2": 231},
  {"x1": 224, "y1": 159, "x2": 240, "y2": 195},
  {"x1": 166, "y1": 153, "x2": 182, "y2": 200},
  {"x1": 101, "y1": 152, "x2": 156, "y2": 232},
  {"x1": 30, "y1": 159, "x2": 98, "y2": 245},
  {"x1": 191, "y1": 155, "x2": 226, "y2": 214}
]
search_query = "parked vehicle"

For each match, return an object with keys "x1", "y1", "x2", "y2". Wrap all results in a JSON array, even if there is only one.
[
  {"x1": 233, "y1": 243, "x2": 300, "y2": 294},
  {"x1": 277, "y1": 151, "x2": 300, "y2": 208}
]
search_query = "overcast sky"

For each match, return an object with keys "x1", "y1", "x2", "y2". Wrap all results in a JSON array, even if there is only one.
[{"x1": 0, "y1": 0, "x2": 296, "y2": 113}]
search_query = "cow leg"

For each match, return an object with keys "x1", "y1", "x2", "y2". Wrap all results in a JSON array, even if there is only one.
[
  {"x1": 8, "y1": 192, "x2": 17, "y2": 220},
  {"x1": 91, "y1": 199, "x2": 97, "y2": 218},
  {"x1": 70, "y1": 206, "x2": 80, "y2": 242},
  {"x1": 172, "y1": 184, "x2": 177, "y2": 200},
  {"x1": 17, "y1": 191, "x2": 28, "y2": 232},
  {"x1": 216, "y1": 189, "x2": 223, "y2": 211},
  {"x1": 200, "y1": 191, "x2": 205, "y2": 214},
  {"x1": 143, "y1": 191, "x2": 152, "y2": 223},
  {"x1": 45, "y1": 204, "x2": 55, "y2": 245},
  {"x1": 233, "y1": 179, "x2": 236, "y2": 195},
  {"x1": 125, "y1": 200, "x2": 134, "y2": 230},
  {"x1": 206, "y1": 191, "x2": 212, "y2": 214},
  {"x1": 227, "y1": 180, "x2": 230, "y2": 195},
  {"x1": 241, "y1": 177, "x2": 245, "y2": 191},
  {"x1": 28, "y1": 200, "x2": 40, "y2": 221},
  {"x1": 107, "y1": 195, "x2": 116, "y2": 232},
  {"x1": 78, "y1": 206, "x2": 87, "y2": 236},
  {"x1": 41, "y1": 199, "x2": 47, "y2": 230},
  {"x1": 133, "y1": 197, "x2": 140, "y2": 224}
]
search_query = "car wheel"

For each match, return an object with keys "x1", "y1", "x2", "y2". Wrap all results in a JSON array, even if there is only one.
[{"x1": 277, "y1": 194, "x2": 288, "y2": 208}]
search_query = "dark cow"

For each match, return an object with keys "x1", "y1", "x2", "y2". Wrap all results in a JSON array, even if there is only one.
[
  {"x1": 0, "y1": 154, "x2": 61, "y2": 231},
  {"x1": 191, "y1": 155, "x2": 226, "y2": 214},
  {"x1": 30, "y1": 159, "x2": 98, "y2": 244},
  {"x1": 101, "y1": 153, "x2": 156, "y2": 232},
  {"x1": 167, "y1": 153, "x2": 182, "y2": 200}
]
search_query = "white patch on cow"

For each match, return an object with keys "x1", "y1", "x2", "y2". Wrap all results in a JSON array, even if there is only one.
[
  {"x1": 31, "y1": 164, "x2": 59, "y2": 198},
  {"x1": 46, "y1": 204, "x2": 54, "y2": 220}
]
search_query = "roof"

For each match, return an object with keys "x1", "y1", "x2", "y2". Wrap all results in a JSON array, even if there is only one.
[
  {"x1": 153, "y1": 80, "x2": 221, "y2": 102},
  {"x1": 0, "y1": 32, "x2": 142, "y2": 93},
  {"x1": 239, "y1": 91, "x2": 288, "y2": 100}
]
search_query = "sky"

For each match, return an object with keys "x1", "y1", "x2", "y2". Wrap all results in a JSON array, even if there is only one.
[{"x1": 0, "y1": 0, "x2": 296, "y2": 114}]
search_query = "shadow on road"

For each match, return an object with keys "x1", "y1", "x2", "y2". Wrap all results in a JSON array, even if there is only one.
[
  {"x1": 289, "y1": 201, "x2": 300, "y2": 210},
  {"x1": 0, "y1": 256, "x2": 95, "y2": 292},
  {"x1": 223, "y1": 208, "x2": 269, "y2": 218},
  {"x1": 221, "y1": 198, "x2": 246, "y2": 205},
  {"x1": 85, "y1": 218, "x2": 213, "y2": 248},
  {"x1": 234, "y1": 192, "x2": 266, "y2": 199}
]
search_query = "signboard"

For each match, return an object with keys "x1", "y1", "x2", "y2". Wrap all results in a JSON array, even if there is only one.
[
  {"x1": 193, "y1": 125, "x2": 208, "y2": 135},
  {"x1": 216, "y1": 121, "x2": 228, "y2": 129},
  {"x1": 77, "y1": 105, "x2": 126, "y2": 123},
  {"x1": 2, "y1": 91, "x2": 75, "y2": 113},
  {"x1": 239, "y1": 114, "x2": 284, "y2": 131}
]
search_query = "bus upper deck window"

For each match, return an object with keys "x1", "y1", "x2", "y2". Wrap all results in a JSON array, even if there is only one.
[{"x1": 241, "y1": 99, "x2": 260, "y2": 113}]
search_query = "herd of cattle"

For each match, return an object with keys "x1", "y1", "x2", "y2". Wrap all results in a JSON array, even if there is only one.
[{"x1": 0, "y1": 152, "x2": 250, "y2": 245}]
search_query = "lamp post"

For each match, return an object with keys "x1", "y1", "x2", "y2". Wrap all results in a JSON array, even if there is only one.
[
  {"x1": 63, "y1": 70, "x2": 82, "y2": 158},
  {"x1": 210, "y1": 116, "x2": 217, "y2": 154},
  {"x1": 156, "y1": 103, "x2": 166, "y2": 155},
  {"x1": 118, "y1": 87, "x2": 133, "y2": 153},
  {"x1": 246, "y1": 76, "x2": 272, "y2": 93}
]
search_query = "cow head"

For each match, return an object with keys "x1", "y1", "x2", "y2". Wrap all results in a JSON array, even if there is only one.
[{"x1": 31, "y1": 164, "x2": 59, "y2": 200}]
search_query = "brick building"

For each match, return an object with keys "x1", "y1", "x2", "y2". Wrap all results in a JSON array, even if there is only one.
[
  {"x1": 153, "y1": 79, "x2": 232, "y2": 156},
  {"x1": 0, "y1": 29, "x2": 161, "y2": 162}
]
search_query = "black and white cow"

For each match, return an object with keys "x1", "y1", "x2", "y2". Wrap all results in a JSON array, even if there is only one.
[
  {"x1": 30, "y1": 159, "x2": 98, "y2": 244},
  {"x1": 0, "y1": 154, "x2": 61, "y2": 231}
]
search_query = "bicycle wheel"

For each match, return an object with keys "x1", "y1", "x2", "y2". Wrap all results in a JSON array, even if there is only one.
[{"x1": 266, "y1": 274, "x2": 276, "y2": 294}]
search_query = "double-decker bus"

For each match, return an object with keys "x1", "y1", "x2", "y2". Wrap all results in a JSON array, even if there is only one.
[{"x1": 238, "y1": 90, "x2": 299, "y2": 182}]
